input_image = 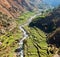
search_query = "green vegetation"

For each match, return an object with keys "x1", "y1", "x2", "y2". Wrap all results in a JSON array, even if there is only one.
[
  {"x1": 0, "y1": 12, "x2": 23, "y2": 57},
  {"x1": 0, "y1": 11, "x2": 36, "y2": 57},
  {"x1": 16, "y1": 11, "x2": 36, "y2": 25},
  {"x1": 0, "y1": 27, "x2": 23, "y2": 57},
  {"x1": 24, "y1": 26, "x2": 50, "y2": 57},
  {"x1": 23, "y1": 7, "x2": 60, "y2": 57},
  {"x1": 0, "y1": 6, "x2": 60, "y2": 57}
]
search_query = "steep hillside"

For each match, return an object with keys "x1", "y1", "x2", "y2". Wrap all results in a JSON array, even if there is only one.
[
  {"x1": 28, "y1": 6, "x2": 60, "y2": 57},
  {"x1": 0, "y1": 0, "x2": 36, "y2": 35},
  {"x1": 0, "y1": 0, "x2": 28, "y2": 18},
  {"x1": 29, "y1": 6, "x2": 60, "y2": 33},
  {"x1": 0, "y1": 12, "x2": 16, "y2": 35},
  {"x1": 0, "y1": 0, "x2": 51, "y2": 18},
  {"x1": 0, "y1": 0, "x2": 41, "y2": 18}
]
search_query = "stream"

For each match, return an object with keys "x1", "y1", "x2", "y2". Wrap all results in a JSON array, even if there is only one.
[{"x1": 16, "y1": 13, "x2": 42, "y2": 57}]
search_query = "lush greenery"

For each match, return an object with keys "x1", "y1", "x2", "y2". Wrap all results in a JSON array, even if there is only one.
[
  {"x1": 23, "y1": 7, "x2": 60, "y2": 57},
  {"x1": 0, "y1": 6, "x2": 60, "y2": 57},
  {"x1": 16, "y1": 11, "x2": 36, "y2": 25},
  {"x1": 0, "y1": 12, "x2": 23, "y2": 57},
  {"x1": 0, "y1": 28, "x2": 23, "y2": 57},
  {"x1": 23, "y1": 6, "x2": 60, "y2": 57},
  {"x1": 24, "y1": 26, "x2": 53, "y2": 57},
  {"x1": 23, "y1": 18, "x2": 52, "y2": 57}
]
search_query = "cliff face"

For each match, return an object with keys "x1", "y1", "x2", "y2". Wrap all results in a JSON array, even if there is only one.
[{"x1": 0, "y1": 0, "x2": 42, "y2": 18}]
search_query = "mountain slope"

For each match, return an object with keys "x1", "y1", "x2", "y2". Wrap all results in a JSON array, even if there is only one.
[
  {"x1": 29, "y1": 6, "x2": 60, "y2": 33},
  {"x1": 0, "y1": 0, "x2": 40, "y2": 18},
  {"x1": 29, "y1": 6, "x2": 60, "y2": 57},
  {"x1": 0, "y1": 0, "x2": 27, "y2": 18},
  {"x1": 0, "y1": 0, "x2": 51, "y2": 18},
  {"x1": 0, "y1": 12, "x2": 16, "y2": 35}
]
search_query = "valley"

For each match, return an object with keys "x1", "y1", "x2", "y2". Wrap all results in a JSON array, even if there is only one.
[
  {"x1": 16, "y1": 6, "x2": 60, "y2": 57},
  {"x1": 0, "y1": 0, "x2": 60, "y2": 57}
]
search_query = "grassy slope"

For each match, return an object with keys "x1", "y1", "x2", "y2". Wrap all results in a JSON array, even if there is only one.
[
  {"x1": 23, "y1": 11, "x2": 54, "y2": 57},
  {"x1": 16, "y1": 11, "x2": 36, "y2": 25},
  {"x1": 0, "y1": 11, "x2": 36, "y2": 57},
  {"x1": 0, "y1": 12, "x2": 23, "y2": 57},
  {"x1": 0, "y1": 27, "x2": 23, "y2": 57},
  {"x1": 24, "y1": 26, "x2": 49, "y2": 57},
  {"x1": 0, "y1": 10, "x2": 52, "y2": 57}
]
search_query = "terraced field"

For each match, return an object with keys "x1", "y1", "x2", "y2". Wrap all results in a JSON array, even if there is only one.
[
  {"x1": 24, "y1": 26, "x2": 52, "y2": 57},
  {"x1": 23, "y1": 7, "x2": 60, "y2": 57}
]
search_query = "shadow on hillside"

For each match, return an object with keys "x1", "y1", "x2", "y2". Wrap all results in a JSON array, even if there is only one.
[
  {"x1": 47, "y1": 28, "x2": 60, "y2": 48},
  {"x1": 29, "y1": 6, "x2": 60, "y2": 48},
  {"x1": 29, "y1": 7, "x2": 60, "y2": 33}
]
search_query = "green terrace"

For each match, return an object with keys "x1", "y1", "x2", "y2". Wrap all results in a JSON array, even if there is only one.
[
  {"x1": 16, "y1": 11, "x2": 36, "y2": 25},
  {"x1": 23, "y1": 26, "x2": 51, "y2": 57}
]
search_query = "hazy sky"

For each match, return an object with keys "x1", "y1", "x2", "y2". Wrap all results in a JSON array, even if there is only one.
[{"x1": 43, "y1": 0, "x2": 60, "y2": 7}]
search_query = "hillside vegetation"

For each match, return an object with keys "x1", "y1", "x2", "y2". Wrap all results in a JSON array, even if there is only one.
[
  {"x1": 0, "y1": 12, "x2": 23, "y2": 57},
  {"x1": 0, "y1": 12, "x2": 16, "y2": 35},
  {"x1": 29, "y1": 6, "x2": 60, "y2": 33},
  {"x1": 23, "y1": 6, "x2": 60, "y2": 57},
  {"x1": 0, "y1": 0, "x2": 42, "y2": 18}
]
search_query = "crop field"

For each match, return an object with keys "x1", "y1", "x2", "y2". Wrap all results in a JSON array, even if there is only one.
[{"x1": 23, "y1": 26, "x2": 52, "y2": 57}]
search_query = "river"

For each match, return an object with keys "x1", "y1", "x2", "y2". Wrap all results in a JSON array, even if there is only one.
[{"x1": 16, "y1": 13, "x2": 42, "y2": 57}]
